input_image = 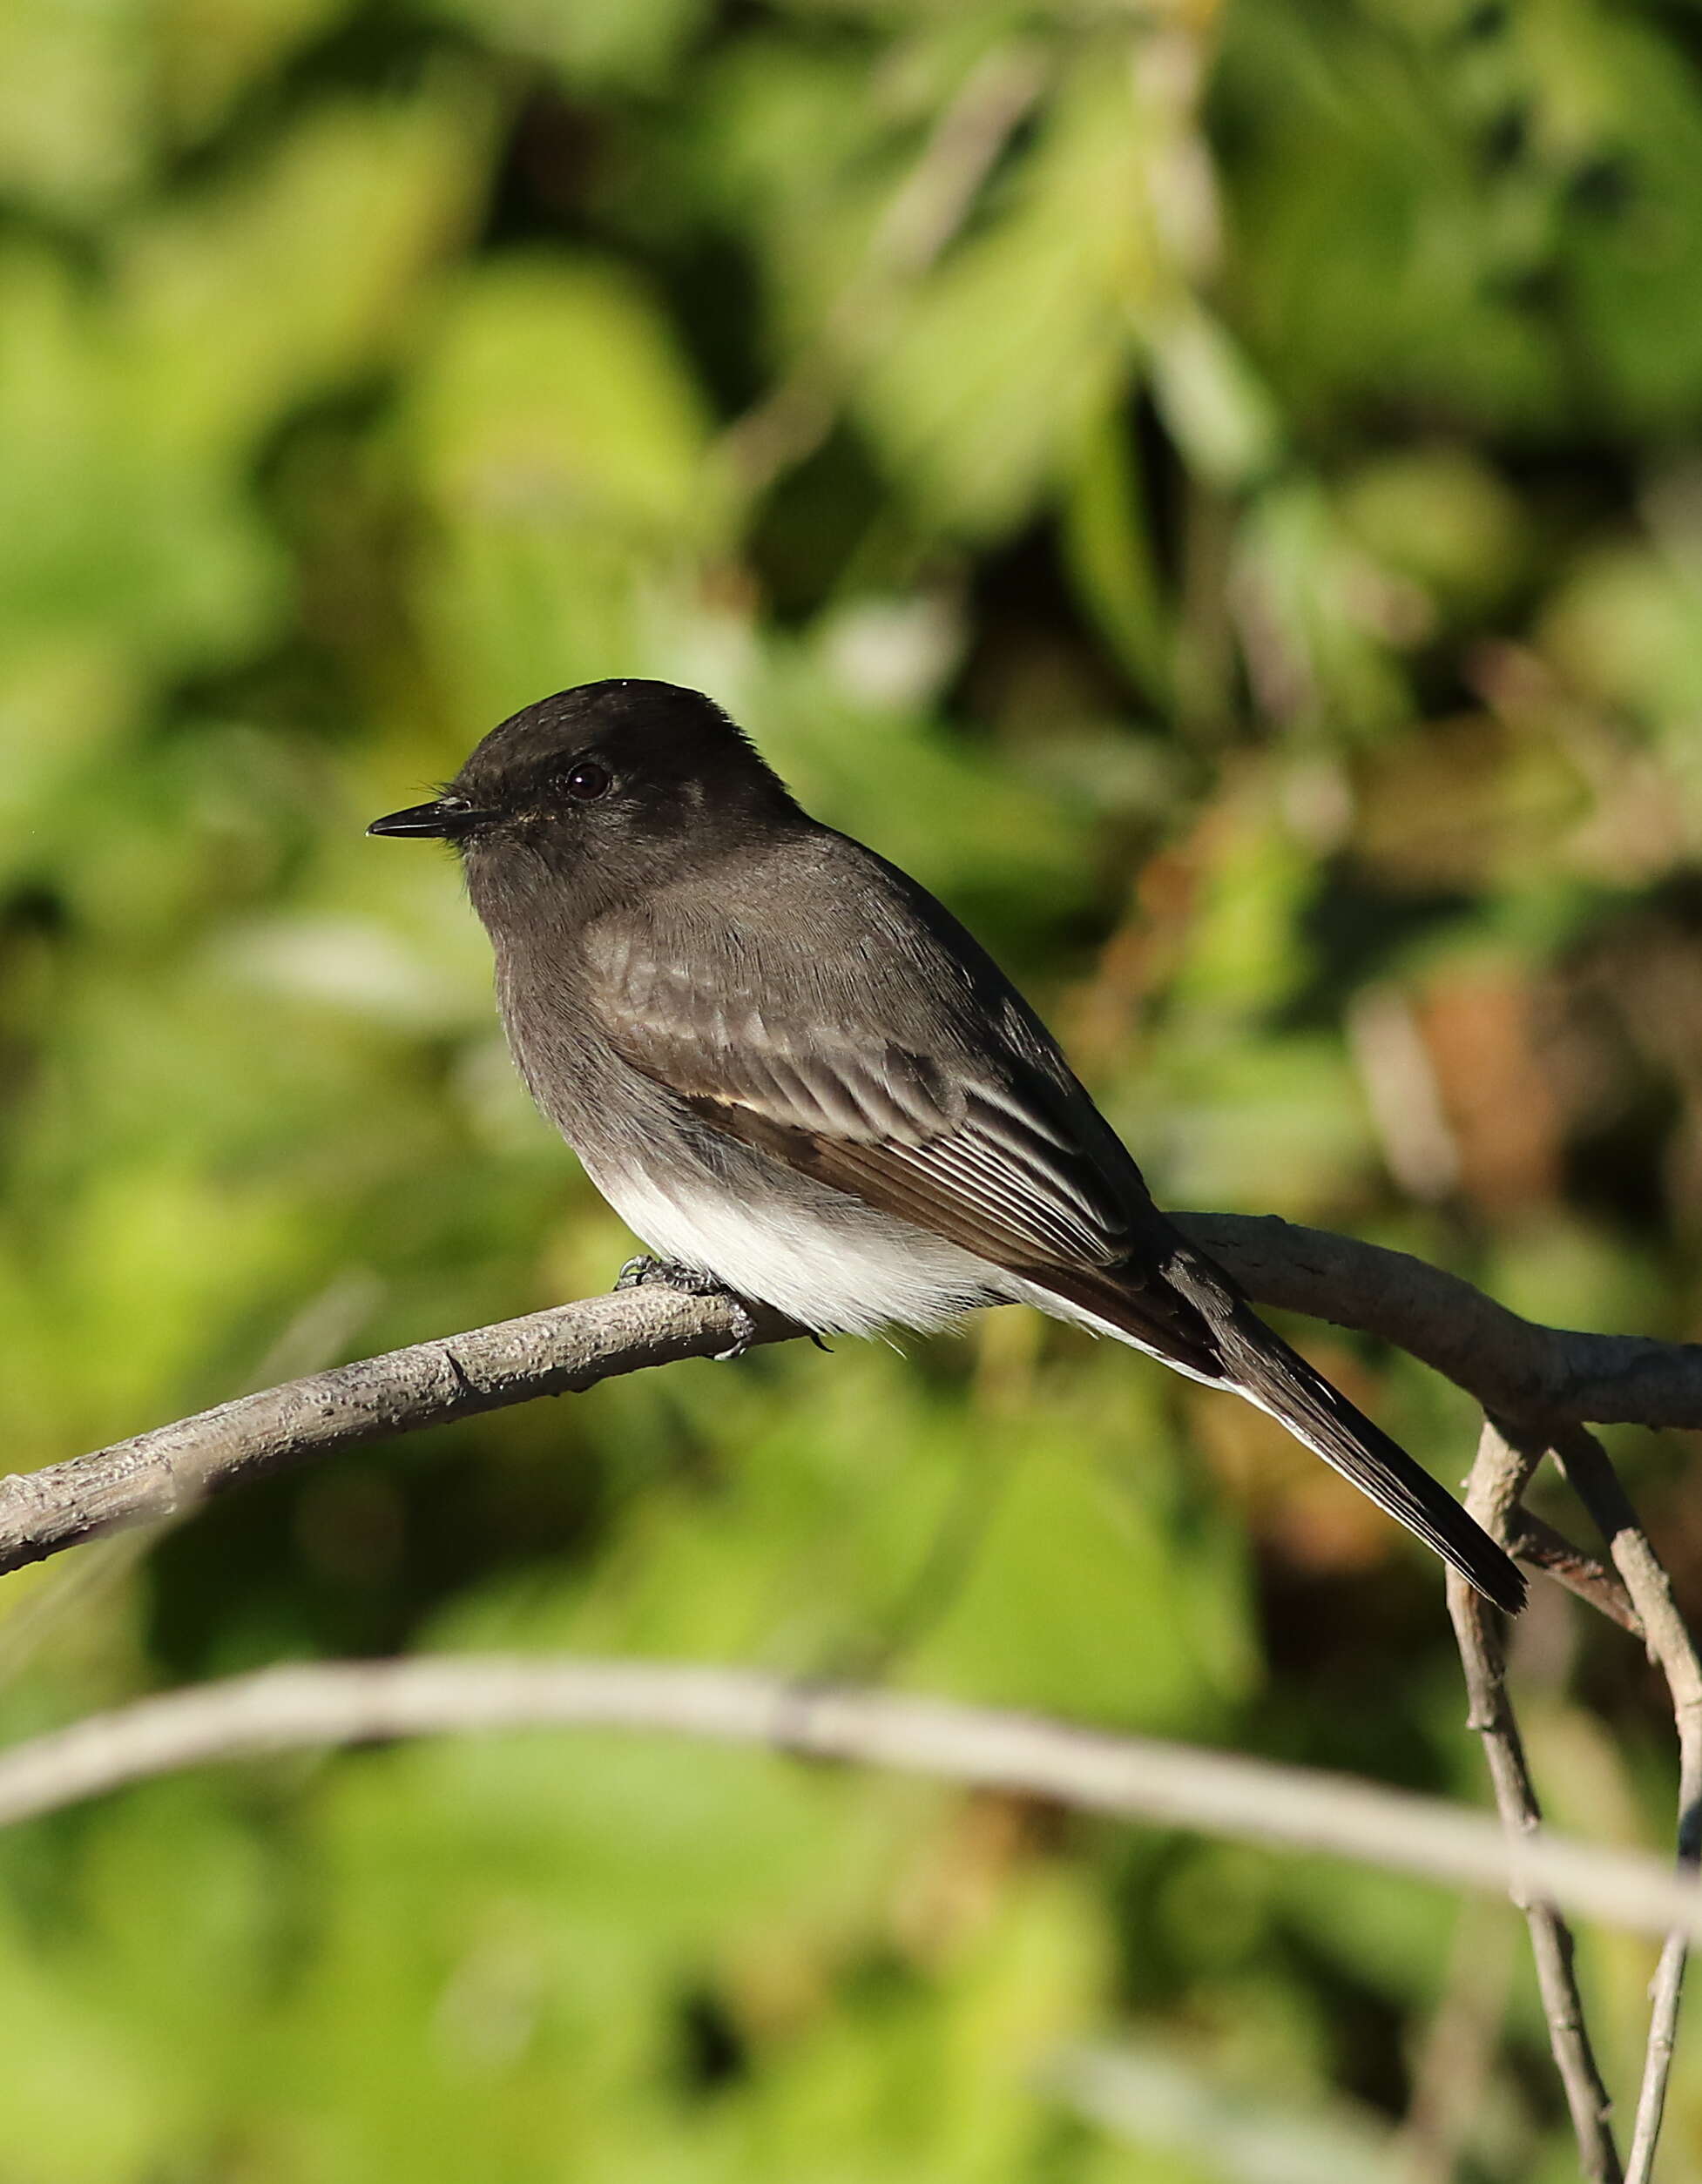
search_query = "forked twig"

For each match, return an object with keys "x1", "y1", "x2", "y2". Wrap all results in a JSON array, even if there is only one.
[{"x1": 1506, "y1": 1508, "x2": 1643, "y2": 1638}]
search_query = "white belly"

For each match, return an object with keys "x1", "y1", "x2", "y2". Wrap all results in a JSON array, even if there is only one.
[
  {"x1": 584, "y1": 1156, "x2": 1001, "y2": 1338},
  {"x1": 579, "y1": 1138, "x2": 1245, "y2": 1383}
]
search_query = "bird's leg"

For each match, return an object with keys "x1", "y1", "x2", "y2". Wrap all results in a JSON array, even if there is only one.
[{"x1": 612, "y1": 1255, "x2": 759, "y2": 1362}]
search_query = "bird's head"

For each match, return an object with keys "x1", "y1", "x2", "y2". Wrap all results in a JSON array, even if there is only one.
[{"x1": 368, "y1": 681, "x2": 798, "y2": 885}]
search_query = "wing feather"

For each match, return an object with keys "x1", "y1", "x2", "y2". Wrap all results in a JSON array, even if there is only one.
[
  {"x1": 574, "y1": 877, "x2": 1524, "y2": 1611},
  {"x1": 581, "y1": 902, "x2": 1226, "y2": 1376}
]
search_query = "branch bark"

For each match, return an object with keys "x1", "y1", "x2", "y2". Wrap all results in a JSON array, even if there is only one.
[
  {"x1": 1553, "y1": 1426, "x2": 1702, "y2": 2184},
  {"x1": 1175, "y1": 1214, "x2": 1702, "y2": 1428},
  {"x1": 1449, "y1": 1419, "x2": 1622, "y2": 2183},
  {"x1": 6, "y1": 1210, "x2": 1702, "y2": 2173},
  {"x1": 2, "y1": 1654, "x2": 1702, "y2": 1944},
  {"x1": 0, "y1": 1284, "x2": 798, "y2": 1576},
  {"x1": 5, "y1": 1210, "x2": 1702, "y2": 1580}
]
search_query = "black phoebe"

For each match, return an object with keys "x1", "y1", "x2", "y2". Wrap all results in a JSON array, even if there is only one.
[{"x1": 370, "y1": 679, "x2": 1523, "y2": 1612}]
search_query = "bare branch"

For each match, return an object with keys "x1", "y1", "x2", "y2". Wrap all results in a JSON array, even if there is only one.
[
  {"x1": 1505, "y1": 1510, "x2": 1643, "y2": 1640},
  {"x1": 0, "y1": 1285, "x2": 796, "y2": 1576},
  {"x1": 5, "y1": 1211, "x2": 1702, "y2": 1582},
  {"x1": 1176, "y1": 1214, "x2": 1702, "y2": 1429},
  {"x1": 1, "y1": 1655, "x2": 1702, "y2": 1944},
  {"x1": 1449, "y1": 1419, "x2": 1623, "y2": 2182},
  {"x1": 1554, "y1": 1427, "x2": 1702, "y2": 2184},
  {"x1": 2, "y1": 1212, "x2": 1699, "y2": 2167}
]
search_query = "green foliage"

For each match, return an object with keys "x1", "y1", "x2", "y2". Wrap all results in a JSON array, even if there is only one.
[{"x1": 3, "y1": 0, "x2": 1702, "y2": 2174}]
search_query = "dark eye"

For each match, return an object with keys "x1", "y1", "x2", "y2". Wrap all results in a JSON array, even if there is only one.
[{"x1": 564, "y1": 759, "x2": 611, "y2": 802}]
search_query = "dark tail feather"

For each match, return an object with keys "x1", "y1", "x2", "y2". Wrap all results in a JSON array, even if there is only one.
[
  {"x1": 1212, "y1": 1306, "x2": 1526, "y2": 1614},
  {"x1": 1037, "y1": 1255, "x2": 1526, "y2": 1614}
]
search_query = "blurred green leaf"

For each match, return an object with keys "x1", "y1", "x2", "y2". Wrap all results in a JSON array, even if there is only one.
[
  {"x1": 402, "y1": 254, "x2": 726, "y2": 721},
  {"x1": 2, "y1": 0, "x2": 1700, "y2": 2174}
]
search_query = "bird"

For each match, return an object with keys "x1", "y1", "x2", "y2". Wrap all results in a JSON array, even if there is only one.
[{"x1": 369, "y1": 678, "x2": 1524, "y2": 1612}]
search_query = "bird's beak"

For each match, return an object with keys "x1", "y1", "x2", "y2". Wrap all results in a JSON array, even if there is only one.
[{"x1": 367, "y1": 799, "x2": 482, "y2": 839}]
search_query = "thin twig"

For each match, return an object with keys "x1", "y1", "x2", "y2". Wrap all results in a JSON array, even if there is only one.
[
  {"x1": 1398, "y1": 1901, "x2": 1518, "y2": 2184},
  {"x1": 1, "y1": 1655, "x2": 1702, "y2": 1943},
  {"x1": 1449, "y1": 1419, "x2": 1624, "y2": 2180},
  {"x1": 816, "y1": 1437, "x2": 1016, "y2": 1682},
  {"x1": 6, "y1": 1211, "x2": 1702, "y2": 1581},
  {"x1": 1507, "y1": 1509, "x2": 1644, "y2": 1640},
  {"x1": 1553, "y1": 1426, "x2": 1702, "y2": 2184}
]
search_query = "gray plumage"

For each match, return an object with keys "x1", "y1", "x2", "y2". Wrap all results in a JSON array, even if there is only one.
[{"x1": 369, "y1": 678, "x2": 1525, "y2": 1614}]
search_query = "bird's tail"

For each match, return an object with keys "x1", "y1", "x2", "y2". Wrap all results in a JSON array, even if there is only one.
[{"x1": 1031, "y1": 1251, "x2": 1526, "y2": 1614}]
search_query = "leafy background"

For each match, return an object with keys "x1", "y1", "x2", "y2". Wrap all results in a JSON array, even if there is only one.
[{"x1": 3, "y1": 0, "x2": 1701, "y2": 2176}]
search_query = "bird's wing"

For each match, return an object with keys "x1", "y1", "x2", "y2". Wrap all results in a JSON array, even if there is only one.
[
  {"x1": 581, "y1": 881, "x2": 1526, "y2": 1614},
  {"x1": 582, "y1": 893, "x2": 1225, "y2": 1378}
]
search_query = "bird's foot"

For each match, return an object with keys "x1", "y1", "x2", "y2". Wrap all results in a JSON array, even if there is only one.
[{"x1": 612, "y1": 1255, "x2": 759, "y2": 1361}]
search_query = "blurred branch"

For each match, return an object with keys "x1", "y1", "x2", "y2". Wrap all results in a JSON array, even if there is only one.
[
  {"x1": 4, "y1": 1215, "x2": 1701, "y2": 2169},
  {"x1": 1448, "y1": 1419, "x2": 1623, "y2": 2184},
  {"x1": 1397, "y1": 1900, "x2": 1518, "y2": 2184},
  {"x1": 719, "y1": 40, "x2": 1050, "y2": 497},
  {"x1": 2, "y1": 1655, "x2": 1702, "y2": 1943},
  {"x1": 5, "y1": 1210, "x2": 1702, "y2": 1578}
]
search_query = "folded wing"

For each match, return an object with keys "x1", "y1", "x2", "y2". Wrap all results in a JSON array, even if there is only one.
[
  {"x1": 582, "y1": 885, "x2": 1525, "y2": 1614},
  {"x1": 586, "y1": 905, "x2": 1228, "y2": 1381}
]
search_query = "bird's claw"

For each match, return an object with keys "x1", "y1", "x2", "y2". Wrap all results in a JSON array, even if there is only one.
[{"x1": 611, "y1": 1255, "x2": 759, "y2": 1361}]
